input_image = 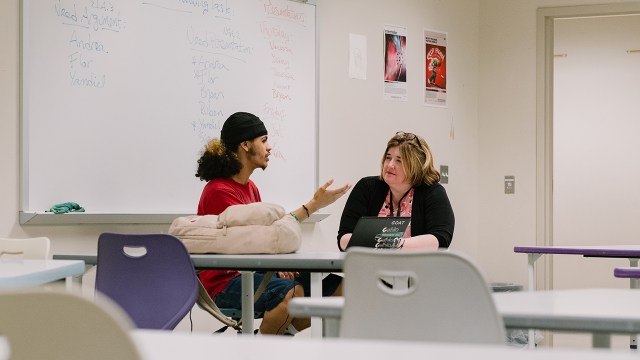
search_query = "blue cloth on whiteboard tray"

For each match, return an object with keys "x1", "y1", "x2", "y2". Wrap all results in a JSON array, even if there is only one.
[{"x1": 49, "y1": 202, "x2": 85, "y2": 214}]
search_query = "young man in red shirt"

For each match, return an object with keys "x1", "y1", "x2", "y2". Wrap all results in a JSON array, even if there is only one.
[{"x1": 195, "y1": 112, "x2": 349, "y2": 335}]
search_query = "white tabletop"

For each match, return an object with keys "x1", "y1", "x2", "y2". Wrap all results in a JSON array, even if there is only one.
[
  {"x1": 54, "y1": 251, "x2": 345, "y2": 271},
  {"x1": 0, "y1": 259, "x2": 85, "y2": 290},
  {"x1": 130, "y1": 329, "x2": 636, "y2": 360},
  {"x1": 493, "y1": 288, "x2": 640, "y2": 332},
  {"x1": 289, "y1": 288, "x2": 640, "y2": 347},
  {"x1": 189, "y1": 251, "x2": 345, "y2": 271},
  {"x1": 495, "y1": 288, "x2": 640, "y2": 348}
]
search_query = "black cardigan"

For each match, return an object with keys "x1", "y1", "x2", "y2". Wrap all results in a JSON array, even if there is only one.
[{"x1": 337, "y1": 176, "x2": 455, "y2": 251}]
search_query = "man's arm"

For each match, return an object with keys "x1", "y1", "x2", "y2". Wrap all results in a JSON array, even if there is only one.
[{"x1": 288, "y1": 179, "x2": 351, "y2": 222}]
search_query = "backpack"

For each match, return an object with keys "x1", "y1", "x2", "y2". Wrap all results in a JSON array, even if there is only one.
[{"x1": 168, "y1": 202, "x2": 302, "y2": 254}]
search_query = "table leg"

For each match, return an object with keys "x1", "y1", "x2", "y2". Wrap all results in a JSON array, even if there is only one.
[
  {"x1": 527, "y1": 253, "x2": 542, "y2": 291},
  {"x1": 310, "y1": 272, "x2": 322, "y2": 338},
  {"x1": 629, "y1": 258, "x2": 639, "y2": 289},
  {"x1": 241, "y1": 271, "x2": 254, "y2": 335},
  {"x1": 628, "y1": 258, "x2": 639, "y2": 349},
  {"x1": 323, "y1": 318, "x2": 340, "y2": 338},
  {"x1": 592, "y1": 332, "x2": 611, "y2": 349},
  {"x1": 67, "y1": 264, "x2": 90, "y2": 292},
  {"x1": 527, "y1": 253, "x2": 542, "y2": 349},
  {"x1": 65, "y1": 276, "x2": 74, "y2": 290}
]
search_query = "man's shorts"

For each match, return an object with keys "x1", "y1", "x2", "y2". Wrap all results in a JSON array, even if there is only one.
[{"x1": 214, "y1": 272, "x2": 342, "y2": 313}]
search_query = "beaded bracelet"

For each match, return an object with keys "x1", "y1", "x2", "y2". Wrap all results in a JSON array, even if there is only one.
[{"x1": 290, "y1": 211, "x2": 300, "y2": 223}]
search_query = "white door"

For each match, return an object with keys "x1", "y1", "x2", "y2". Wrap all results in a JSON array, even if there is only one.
[{"x1": 553, "y1": 14, "x2": 640, "y2": 348}]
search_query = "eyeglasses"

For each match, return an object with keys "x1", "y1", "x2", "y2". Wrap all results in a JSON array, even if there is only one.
[{"x1": 396, "y1": 131, "x2": 421, "y2": 146}]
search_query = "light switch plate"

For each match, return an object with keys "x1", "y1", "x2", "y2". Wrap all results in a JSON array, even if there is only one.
[
  {"x1": 504, "y1": 176, "x2": 515, "y2": 194},
  {"x1": 440, "y1": 165, "x2": 449, "y2": 184}
]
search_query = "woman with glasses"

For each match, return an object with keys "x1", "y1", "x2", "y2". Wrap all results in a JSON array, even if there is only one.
[{"x1": 337, "y1": 132, "x2": 454, "y2": 251}]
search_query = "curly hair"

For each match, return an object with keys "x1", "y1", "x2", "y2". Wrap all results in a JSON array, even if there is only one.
[
  {"x1": 379, "y1": 132, "x2": 440, "y2": 186},
  {"x1": 195, "y1": 139, "x2": 242, "y2": 181}
]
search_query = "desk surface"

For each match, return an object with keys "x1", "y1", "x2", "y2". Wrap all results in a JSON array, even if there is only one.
[
  {"x1": 190, "y1": 252, "x2": 344, "y2": 271},
  {"x1": 290, "y1": 288, "x2": 640, "y2": 335},
  {"x1": 514, "y1": 245, "x2": 640, "y2": 257},
  {"x1": 494, "y1": 288, "x2": 640, "y2": 333},
  {"x1": 0, "y1": 259, "x2": 85, "y2": 290},
  {"x1": 130, "y1": 329, "x2": 635, "y2": 360},
  {"x1": 54, "y1": 252, "x2": 345, "y2": 271}
]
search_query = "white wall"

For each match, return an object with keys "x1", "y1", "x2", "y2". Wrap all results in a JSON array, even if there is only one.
[{"x1": 311, "y1": 0, "x2": 480, "y2": 259}]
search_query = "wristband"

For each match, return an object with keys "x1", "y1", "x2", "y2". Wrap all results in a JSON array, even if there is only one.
[
  {"x1": 302, "y1": 204, "x2": 310, "y2": 217},
  {"x1": 290, "y1": 211, "x2": 300, "y2": 223}
]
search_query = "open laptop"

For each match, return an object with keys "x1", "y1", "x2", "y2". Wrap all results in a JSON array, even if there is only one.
[{"x1": 346, "y1": 216, "x2": 411, "y2": 249}]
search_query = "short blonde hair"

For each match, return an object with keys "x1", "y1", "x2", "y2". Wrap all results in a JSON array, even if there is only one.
[{"x1": 379, "y1": 132, "x2": 440, "y2": 186}]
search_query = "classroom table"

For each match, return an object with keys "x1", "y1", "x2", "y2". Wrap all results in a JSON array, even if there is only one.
[
  {"x1": 130, "y1": 329, "x2": 639, "y2": 360},
  {"x1": 514, "y1": 245, "x2": 640, "y2": 291},
  {"x1": 54, "y1": 252, "x2": 344, "y2": 336},
  {"x1": 0, "y1": 258, "x2": 85, "y2": 290},
  {"x1": 288, "y1": 288, "x2": 640, "y2": 348},
  {"x1": 515, "y1": 245, "x2": 640, "y2": 348}
]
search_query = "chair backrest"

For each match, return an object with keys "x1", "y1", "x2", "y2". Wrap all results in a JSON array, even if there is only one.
[
  {"x1": 339, "y1": 248, "x2": 506, "y2": 345},
  {"x1": 0, "y1": 290, "x2": 142, "y2": 360},
  {"x1": 95, "y1": 232, "x2": 199, "y2": 330},
  {"x1": 0, "y1": 237, "x2": 50, "y2": 259}
]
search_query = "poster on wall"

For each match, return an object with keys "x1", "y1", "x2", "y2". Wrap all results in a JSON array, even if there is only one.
[
  {"x1": 424, "y1": 29, "x2": 447, "y2": 107},
  {"x1": 383, "y1": 24, "x2": 407, "y2": 101}
]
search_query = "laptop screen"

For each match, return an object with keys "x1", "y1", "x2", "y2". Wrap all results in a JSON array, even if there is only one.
[{"x1": 346, "y1": 216, "x2": 411, "y2": 249}]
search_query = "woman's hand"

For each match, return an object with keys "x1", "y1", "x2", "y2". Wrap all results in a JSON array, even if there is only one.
[{"x1": 339, "y1": 233, "x2": 352, "y2": 252}]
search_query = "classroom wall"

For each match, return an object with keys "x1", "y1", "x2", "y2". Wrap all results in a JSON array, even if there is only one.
[
  {"x1": 1, "y1": 0, "x2": 483, "y2": 263},
  {"x1": 477, "y1": 0, "x2": 640, "y2": 287},
  {"x1": 312, "y1": 0, "x2": 481, "y2": 258},
  {"x1": 3, "y1": 0, "x2": 640, "y2": 311}
]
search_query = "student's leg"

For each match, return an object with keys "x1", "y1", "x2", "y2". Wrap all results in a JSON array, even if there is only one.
[
  {"x1": 214, "y1": 273, "x2": 301, "y2": 335},
  {"x1": 252, "y1": 273, "x2": 310, "y2": 335},
  {"x1": 260, "y1": 284, "x2": 307, "y2": 334},
  {"x1": 332, "y1": 279, "x2": 343, "y2": 296}
]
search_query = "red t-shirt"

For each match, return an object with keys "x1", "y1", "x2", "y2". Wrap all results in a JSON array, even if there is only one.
[{"x1": 197, "y1": 178, "x2": 261, "y2": 298}]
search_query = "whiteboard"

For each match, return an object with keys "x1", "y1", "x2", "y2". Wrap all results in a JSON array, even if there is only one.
[{"x1": 21, "y1": 0, "x2": 317, "y2": 221}]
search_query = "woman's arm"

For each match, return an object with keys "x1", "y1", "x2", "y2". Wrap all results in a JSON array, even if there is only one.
[
  {"x1": 411, "y1": 184, "x2": 455, "y2": 248},
  {"x1": 337, "y1": 177, "x2": 384, "y2": 251},
  {"x1": 400, "y1": 234, "x2": 440, "y2": 250}
]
